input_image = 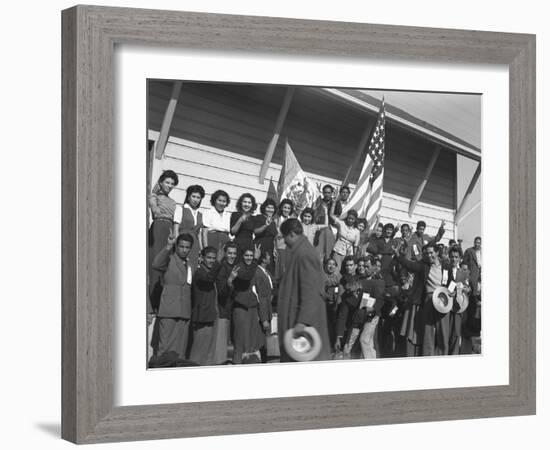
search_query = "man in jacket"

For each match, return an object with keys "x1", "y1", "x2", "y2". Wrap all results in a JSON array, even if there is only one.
[
  {"x1": 396, "y1": 242, "x2": 449, "y2": 356},
  {"x1": 277, "y1": 218, "x2": 331, "y2": 362},
  {"x1": 151, "y1": 232, "x2": 194, "y2": 360}
]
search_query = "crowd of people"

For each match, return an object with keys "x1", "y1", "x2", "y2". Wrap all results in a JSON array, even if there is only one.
[{"x1": 147, "y1": 169, "x2": 482, "y2": 367}]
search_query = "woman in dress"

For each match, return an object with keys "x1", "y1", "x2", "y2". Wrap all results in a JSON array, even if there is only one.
[
  {"x1": 148, "y1": 170, "x2": 179, "y2": 313},
  {"x1": 228, "y1": 246, "x2": 264, "y2": 364},
  {"x1": 253, "y1": 198, "x2": 278, "y2": 275},
  {"x1": 202, "y1": 189, "x2": 232, "y2": 251},
  {"x1": 177, "y1": 184, "x2": 205, "y2": 270},
  {"x1": 230, "y1": 193, "x2": 257, "y2": 259},
  {"x1": 273, "y1": 198, "x2": 294, "y2": 283}
]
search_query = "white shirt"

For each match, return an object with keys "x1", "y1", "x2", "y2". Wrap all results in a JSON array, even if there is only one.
[{"x1": 202, "y1": 207, "x2": 231, "y2": 233}]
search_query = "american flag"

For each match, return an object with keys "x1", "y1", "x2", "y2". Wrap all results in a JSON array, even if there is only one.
[{"x1": 342, "y1": 98, "x2": 386, "y2": 227}]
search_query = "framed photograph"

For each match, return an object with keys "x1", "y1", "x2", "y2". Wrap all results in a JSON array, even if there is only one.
[{"x1": 62, "y1": 5, "x2": 535, "y2": 444}]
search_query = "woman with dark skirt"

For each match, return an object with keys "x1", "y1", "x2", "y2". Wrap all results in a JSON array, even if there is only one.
[
  {"x1": 227, "y1": 246, "x2": 264, "y2": 364},
  {"x1": 230, "y1": 193, "x2": 257, "y2": 259},
  {"x1": 148, "y1": 170, "x2": 179, "y2": 313},
  {"x1": 253, "y1": 198, "x2": 278, "y2": 275},
  {"x1": 177, "y1": 184, "x2": 205, "y2": 271},
  {"x1": 202, "y1": 189, "x2": 232, "y2": 251}
]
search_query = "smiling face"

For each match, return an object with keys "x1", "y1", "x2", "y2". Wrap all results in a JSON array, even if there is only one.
[
  {"x1": 345, "y1": 214, "x2": 356, "y2": 227},
  {"x1": 302, "y1": 212, "x2": 313, "y2": 225},
  {"x1": 423, "y1": 246, "x2": 437, "y2": 264},
  {"x1": 265, "y1": 204, "x2": 276, "y2": 217},
  {"x1": 281, "y1": 203, "x2": 292, "y2": 217},
  {"x1": 384, "y1": 227, "x2": 393, "y2": 238},
  {"x1": 214, "y1": 194, "x2": 228, "y2": 212},
  {"x1": 375, "y1": 225, "x2": 383, "y2": 238},
  {"x1": 241, "y1": 196, "x2": 253, "y2": 212},
  {"x1": 159, "y1": 177, "x2": 176, "y2": 195},
  {"x1": 357, "y1": 222, "x2": 366, "y2": 232},
  {"x1": 401, "y1": 225, "x2": 411, "y2": 238},
  {"x1": 243, "y1": 249, "x2": 254, "y2": 265},
  {"x1": 325, "y1": 259, "x2": 337, "y2": 274},
  {"x1": 225, "y1": 246, "x2": 237, "y2": 265},
  {"x1": 357, "y1": 260, "x2": 367, "y2": 276}
]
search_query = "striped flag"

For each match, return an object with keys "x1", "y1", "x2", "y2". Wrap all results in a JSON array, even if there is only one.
[{"x1": 342, "y1": 98, "x2": 386, "y2": 227}]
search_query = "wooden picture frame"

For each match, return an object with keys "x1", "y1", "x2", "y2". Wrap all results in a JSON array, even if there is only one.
[{"x1": 61, "y1": 5, "x2": 536, "y2": 444}]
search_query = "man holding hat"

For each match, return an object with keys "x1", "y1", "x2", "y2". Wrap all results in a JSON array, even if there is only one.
[
  {"x1": 396, "y1": 242, "x2": 450, "y2": 356},
  {"x1": 277, "y1": 218, "x2": 331, "y2": 362}
]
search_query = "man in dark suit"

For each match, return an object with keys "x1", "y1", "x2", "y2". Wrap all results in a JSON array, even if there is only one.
[
  {"x1": 396, "y1": 242, "x2": 449, "y2": 356},
  {"x1": 462, "y1": 236, "x2": 482, "y2": 291},
  {"x1": 446, "y1": 246, "x2": 471, "y2": 355}
]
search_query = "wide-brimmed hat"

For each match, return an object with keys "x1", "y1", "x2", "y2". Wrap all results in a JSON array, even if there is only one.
[
  {"x1": 432, "y1": 286, "x2": 453, "y2": 314},
  {"x1": 283, "y1": 326, "x2": 322, "y2": 362},
  {"x1": 454, "y1": 284, "x2": 469, "y2": 313}
]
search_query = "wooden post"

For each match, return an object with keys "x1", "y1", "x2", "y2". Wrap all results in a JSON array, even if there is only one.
[
  {"x1": 155, "y1": 81, "x2": 182, "y2": 159},
  {"x1": 341, "y1": 118, "x2": 375, "y2": 188},
  {"x1": 455, "y1": 163, "x2": 482, "y2": 222},
  {"x1": 408, "y1": 145, "x2": 441, "y2": 217},
  {"x1": 259, "y1": 87, "x2": 295, "y2": 183}
]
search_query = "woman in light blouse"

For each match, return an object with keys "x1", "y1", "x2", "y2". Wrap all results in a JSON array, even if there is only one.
[
  {"x1": 177, "y1": 184, "x2": 205, "y2": 270},
  {"x1": 148, "y1": 170, "x2": 179, "y2": 313},
  {"x1": 202, "y1": 189, "x2": 232, "y2": 251},
  {"x1": 328, "y1": 201, "x2": 360, "y2": 269}
]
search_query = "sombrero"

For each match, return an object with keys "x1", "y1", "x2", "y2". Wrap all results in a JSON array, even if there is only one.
[
  {"x1": 432, "y1": 286, "x2": 453, "y2": 314},
  {"x1": 454, "y1": 283, "x2": 469, "y2": 314},
  {"x1": 283, "y1": 326, "x2": 322, "y2": 362}
]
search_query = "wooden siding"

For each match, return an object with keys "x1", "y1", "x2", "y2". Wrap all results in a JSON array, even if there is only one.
[
  {"x1": 149, "y1": 134, "x2": 455, "y2": 242},
  {"x1": 148, "y1": 81, "x2": 457, "y2": 209},
  {"x1": 147, "y1": 80, "x2": 458, "y2": 240}
]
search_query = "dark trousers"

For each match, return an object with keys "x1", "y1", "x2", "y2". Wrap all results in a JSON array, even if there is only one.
[{"x1": 422, "y1": 297, "x2": 450, "y2": 356}]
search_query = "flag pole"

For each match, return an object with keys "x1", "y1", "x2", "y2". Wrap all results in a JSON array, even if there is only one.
[{"x1": 341, "y1": 118, "x2": 376, "y2": 188}]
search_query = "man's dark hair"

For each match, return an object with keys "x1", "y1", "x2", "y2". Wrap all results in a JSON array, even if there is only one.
[
  {"x1": 422, "y1": 242, "x2": 436, "y2": 253},
  {"x1": 383, "y1": 223, "x2": 395, "y2": 231},
  {"x1": 475, "y1": 236, "x2": 482, "y2": 242},
  {"x1": 223, "y1": 241, "x2": 238, "y2": 252},
  {"x1": 341, "y1": 185, "x2": 351, "y2": 194},
  {"x1": 176, "y1": 233, "x2": 194, "y2": 246},
  {"x1": 201, "y1": 246, "x2": 217, "y2": 257},
  {"x1": 401, "y1": 223, "x2": 410, "y2": 231},
  {"x1": 322, "y1": 184, "x2": 334, "y2": 193},
  {"x1": 449, "y1": 246, "x2": 461, "y2": 257},
  {"x1": 417, "y1": 220, "x2": 427, "y2": 229},
  {"x1": 280, "y1": 218, "x2": 303, "y2": 236}
]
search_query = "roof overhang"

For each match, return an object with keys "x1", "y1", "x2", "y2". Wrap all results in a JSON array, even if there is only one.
[{"x1": 316, "y1": 88, "x2": 481, "y2": 162}]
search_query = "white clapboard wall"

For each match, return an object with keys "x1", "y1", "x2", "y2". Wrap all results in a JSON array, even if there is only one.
[{"x1": 149, "y1": 132, "x2": 455, "y2": 242}]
